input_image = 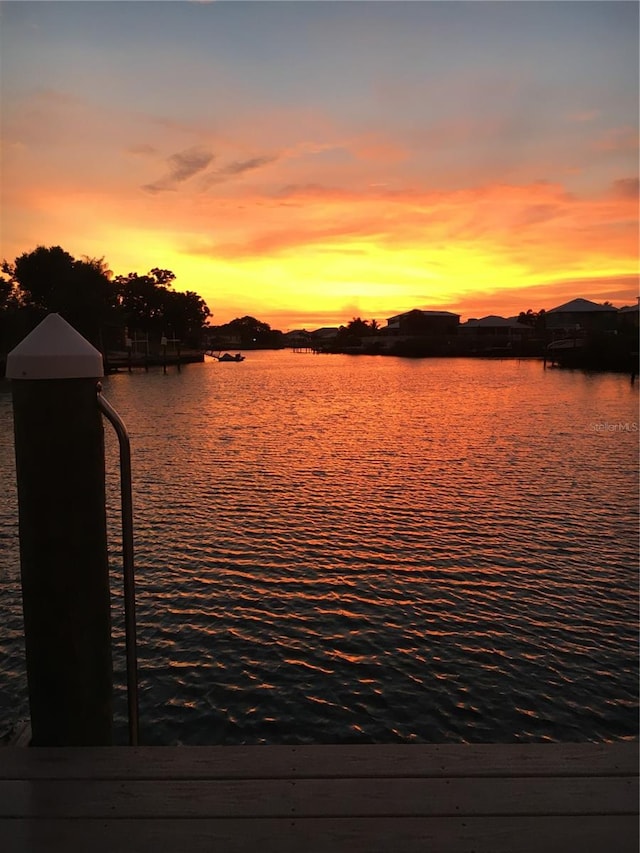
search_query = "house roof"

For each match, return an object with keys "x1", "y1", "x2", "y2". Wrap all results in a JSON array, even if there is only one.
[
  {"x1": 547, "y1": 298, "x2": 617, "y2": 314},
  {"x1": 387, "y1": 309, "x2": 460, "y2": 323},
  {"x1": 618, "y1": 304, "x2": 640, "y2": 313},
  {"x1": 311, "y1": 327, "x2": 339, "y2": 337},
  {"x1": 462, "y1": 315, "x2": 525, "y2": 328}
]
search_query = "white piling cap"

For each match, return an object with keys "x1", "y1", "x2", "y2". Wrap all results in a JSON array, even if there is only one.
[{"x1": 6, "y1": 313, "x2": 104, "y2": 379}]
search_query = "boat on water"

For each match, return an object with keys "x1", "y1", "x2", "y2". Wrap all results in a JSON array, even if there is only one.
[
  {"x1": 547, "y1": 338, "x2": 585, "y2": 352},
  {"x1": 214, "y1": 352, "x2": 245, "y2": 362},
  {"x1": 546, "y1": 334, "x2": 637, "y2": 375}
]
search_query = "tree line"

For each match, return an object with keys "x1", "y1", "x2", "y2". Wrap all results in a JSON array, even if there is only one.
[
  {"x1": 1, "y1": 246, "x2": 558, "y2": 360},
  {"x1": 206, "y1": 315, "x2": 284, "y2": 349},
  {"x1": 0, "y1": 245, "x2": 211, "y2": 356},
  {"x1": 206, "y1": 316, "x2": 386, "y2": 350}
]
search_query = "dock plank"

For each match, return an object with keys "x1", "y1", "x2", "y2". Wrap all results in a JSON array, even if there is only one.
[
  {"x1": 2, "y1": 816, "x2": 638, "y2": 853},
  {"x1": 1, "y1": 743, "x2": 637, "y2": 780},
  {"x1": 1, "y1": 776, "x2": 636, "y2": 819},
  {"x1": 1, "y1": 744, "x2": 636, "y2": 852}
]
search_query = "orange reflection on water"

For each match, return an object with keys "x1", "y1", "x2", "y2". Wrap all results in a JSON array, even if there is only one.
[
  {"x1": 283, "y1": 658, "x2": 334, "y2": 676},
  {"x1": 327, "y1": 650, "x2": 375, "y2": 665},
  {"x1": 97, "y1": 354, "x2": 639, "y2": 743}
]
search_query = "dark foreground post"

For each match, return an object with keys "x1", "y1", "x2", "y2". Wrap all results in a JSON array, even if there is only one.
[{"x1": 7, "y1": 314, "x2": 112, "y2": 746}]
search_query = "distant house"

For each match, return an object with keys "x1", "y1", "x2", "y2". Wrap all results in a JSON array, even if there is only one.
[
  {"x1": 283, "y1": 330, "x2": 312, "y2": 347},
  {"x1": 385, "y1": 309, "x2": 460, "y2": 337},
  {"x1": 458, "y1": 315, "x2": 536, "y2": 355},
  {"x1": 617, "y1": 303, "x2": 640, "y2": 330},
  {"x1": 460, "y1": 315, "x2": 531, "y2": 338},
  {"x1": 204, "y1": 331, "x2": 242, "y2": 349},
  {"x1": 460, "y1": 315, "x2": 531, "y2": 341},
  {"x1": 311, "y1": 327, "x2": 340, "y2": 342},
  {"x1": 545, "y1": 298, "x2": 618, "y2": 337}
]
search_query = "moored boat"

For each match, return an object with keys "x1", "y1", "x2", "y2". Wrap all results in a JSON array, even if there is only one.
[{"x1": 216, "y1": 352, "x2": 245, "y2": 362}]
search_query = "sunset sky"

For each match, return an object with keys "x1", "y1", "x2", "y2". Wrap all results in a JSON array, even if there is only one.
[{"x1": 1, "y1": 0, "x2": 638, "y2": 330}]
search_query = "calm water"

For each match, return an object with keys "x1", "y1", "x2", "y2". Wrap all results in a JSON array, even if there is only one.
[{"x1": 0, "y1": 353, "x2": 638, "y2": 744}]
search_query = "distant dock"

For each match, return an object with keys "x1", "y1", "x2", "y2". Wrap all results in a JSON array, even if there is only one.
[
  {"x1": 291, "y1": 345, "x2": 329, "y2": 354},
  {"x1": 104, "y1": 350, "x2": 204, "y2": 372}
]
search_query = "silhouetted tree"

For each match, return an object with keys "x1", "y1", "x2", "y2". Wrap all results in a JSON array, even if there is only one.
[
  {"x1": 148, "y1": 268, "x2": 176, "y2": 287},
  {"x1": 161, "y1": 289, "x2": 211, "y2": 345},
  {"x1": 0, "y1": 275, "x2": 14, "y2": 311},
  {"x1": 346, "y1": 317, "x2": 370, "y2": 336},
  {"x1": 518, "y1": 309, "x2": 535, "y2": 326},
  {"x1": 518, "y1": 308, "x2": 546, "y2": 333},
  {"x1": 335, "y1": 317, "x2": 380, "y2": 346},
  {"x1": 114, "y1": 269, "x2": 210, "y2": 347},
  {"x1": 1, "y1": 246, "x2": 119, "y2": 350},
  {"x1": 115, "y1": 271, "x2": 170, "y2": 336},
  {"x1": 208, "y1": 315, "x2": 283, "y2": 348},
  {"x1": 0, "y1": 270, "x2": 29, "y2": 355},
  {"x1": 225, "y1": 316, "x2": 273, "y2": 347},
  {"x1": 1, "y1": 248, "x2": 212, "y2": 360}
]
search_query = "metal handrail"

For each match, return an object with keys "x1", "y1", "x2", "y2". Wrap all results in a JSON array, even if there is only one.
[{"x1": 97, "y1": 388, "x2": 140, "y2": 746}]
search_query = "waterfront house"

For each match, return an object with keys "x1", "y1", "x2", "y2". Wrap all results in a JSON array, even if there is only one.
[
  {"x1": 459, "y1": 315, "x2": 534, "y2": 354},
  {"x1": 545, "y1": 298, "x2": 618, "y2": 339},
  {"x1": 544, "y1": 298, "x2": 637, "y2": 371},
  {"x1": 311, "y1": 327, "x2": 340, "y2": 343},
  {"x1": 617, "y1": 302, "x2": 640, "y2": 331},
  {"x1": 283, "y1": 330, "x2": 313, "y2": 348},
  {"x1": 204, "y1": 330, "x2": 242, "y2": 350},
  {"x1": 385, "y1": 309, "x2": 460, "y2": 337},
  {"x1": 380, "y1": 308, "x2": 461, "y2": 356},
  {"x1": 303, "y1": 327, "x2": 339, "y2": 352}
]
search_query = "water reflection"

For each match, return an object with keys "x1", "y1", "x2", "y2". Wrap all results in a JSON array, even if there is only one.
[{"x1": 0, "y1": 356, "x2": 638, "y2": 744}]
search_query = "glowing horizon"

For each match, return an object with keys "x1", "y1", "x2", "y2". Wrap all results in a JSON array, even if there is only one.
[{"x1": 1, "y1": 1, "x2": 638, "y2": 331}]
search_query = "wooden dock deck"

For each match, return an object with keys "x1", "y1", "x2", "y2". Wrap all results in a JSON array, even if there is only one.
[{"x1": 1, "y1": 743, "x2": 637, "y2": 852}]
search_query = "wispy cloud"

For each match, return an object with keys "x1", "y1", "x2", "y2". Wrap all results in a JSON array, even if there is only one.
[
  {"x1": 568, "y1": 110, "x2": 599, "y2": 123},
  {"x1": 142, "y1": 145, "x2": 214, "y2": 194},
  {"x1": 610, "y1": 176, "x2": 639, "y2": 199},
  {"x1": 127, "y1": 143, "x2": 158, "y2": 156},
  {"x1": 592, "y1": 126, "x2": 639, "y2": 153},
  {"x1": 31, "y1": 87, "x2": 79, "y2": 107},
  {"x1": 201, "y1": 154, "x2": 279, "y2": 188}
]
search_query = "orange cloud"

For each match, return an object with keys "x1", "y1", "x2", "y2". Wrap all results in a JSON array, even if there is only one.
[
  {"x1": 2, "y1": 79, "x2": 637, "y2": 332},
  {"x1": 453, "y1": 274, "x2": 639, "y2": 321},
  {"x1": 592, "y1": 126, "x2": 639, "y2": 153}
]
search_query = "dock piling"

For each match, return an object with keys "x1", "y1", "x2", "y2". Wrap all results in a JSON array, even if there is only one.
[{"x1": 6, "y1": 314, "x2": 113, "y2": 746}]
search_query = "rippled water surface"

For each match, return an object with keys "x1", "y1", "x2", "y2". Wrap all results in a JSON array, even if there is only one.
[{"x1": 1, "y1": 353, "x2": 638, "y2": 744}]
